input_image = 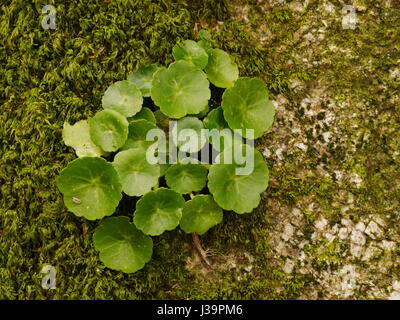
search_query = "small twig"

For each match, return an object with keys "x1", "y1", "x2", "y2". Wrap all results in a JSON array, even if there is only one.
[{"x1": 192, "y1": 233, "x2": 212, "y2": 269}]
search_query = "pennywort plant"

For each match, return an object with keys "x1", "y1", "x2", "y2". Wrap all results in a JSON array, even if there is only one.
[{"x1": 57, "y1": 30, "x2": 276, "y2": 273}]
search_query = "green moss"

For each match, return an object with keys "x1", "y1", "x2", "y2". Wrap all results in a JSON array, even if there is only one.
[
  {"x1": 1, "y1": 0, "x2": 399, "y2": 300},
  {"x1": 0, "y1": 0, "x2": 307, "y2": 300},
  {"x1": 304, "y1": 239, "x2": 345, "y2": 271}
]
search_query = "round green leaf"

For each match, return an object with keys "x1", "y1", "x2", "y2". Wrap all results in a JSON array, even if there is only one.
[
  {"x1": 57, "y1": 157, "x2": 122, "y2": 220},
  {"x1": 159, "y1": 162, "x2": 171, "y2": 177},
  {"x1": 113, "y1": 148, "x2": 160, "y2": 197},
  {"x1": 62, "y1": 120, "x2": 105, "y2": 157},
  {"x1": 155, "y1": 141, "x2": 171, "y2": 176},
  {"x1": 198, "y1": 29, "x2": 212, "y2": 40},
  {"x1": 172, "y1": 117, "x2": 207, "y2": 153},
  {"x1": 165, "y1": 164, "x2": 208, "y2": 194},
  {"x1": 203, "y1": 107, "x2": 243, "y2": 151},
  {"x1": 102, "y1": 80, "x2": 143, "y2": 117},
  {"x1": 172, "y1": 40, "x2": 209, "y2": 69},
  {"x1": 127, "y1": 64, "x2": 160, "y2": 97},
  {"x1": 204, "y1": 49, "x2": 239, "y2": 88},
  {"x1": 208, "y1": 147, "x2": 269, "y2": 214},
  {"x1": 198, "y1": 39, "x2": 212, "y2": 52},
  {"x1": 151, "y1": 61, "x2": 211, "y2": 118},
  {"x1": 127, "y1": 107, "x2": 156, "y2": 123},
  {"x1": 134, "y1": 188, "x2": 185, "y2": 236},
  {"x1": 121, "y1": 119, "x2": 158, "y2": 151},
  {"x1": 93, "y1": 216, "x2": 153, "y2": 273},
  {"x1": 189, "y1": 104, "x2": 210, "y2": 119},
  {"x1": 89, "y1": 109, "x2": 129, "y2": 152},
  {"x1": 197, "y1": 30, "x2": 213, "y2": 52},
  {"x1": 221, "y1": 77, "x2": 275, "y2": 139},
  {"x1": 180, "y1": 195, "x2": 223, "y2": 235},
  {"x1": 203, "y1": 107, "x2": 228, "y2": 131}
]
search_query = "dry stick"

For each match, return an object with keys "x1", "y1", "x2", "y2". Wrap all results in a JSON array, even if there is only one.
[{"x1": 192, "y1": 232, "x2": 212, "y2": 269}]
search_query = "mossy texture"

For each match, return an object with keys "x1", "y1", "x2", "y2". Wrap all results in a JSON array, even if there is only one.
[{"x1": 0, "y1": 0, "x2": 399, "y2": 299}]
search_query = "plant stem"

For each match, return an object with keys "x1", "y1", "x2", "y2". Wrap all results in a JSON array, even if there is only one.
[{"x1": 192, "y1": 232, "x2": 212, "y2": 268}]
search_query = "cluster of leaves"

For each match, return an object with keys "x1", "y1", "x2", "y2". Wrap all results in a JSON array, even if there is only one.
[{"x1": 57, "y1": 30, "x2": 275, "y2": 273}]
